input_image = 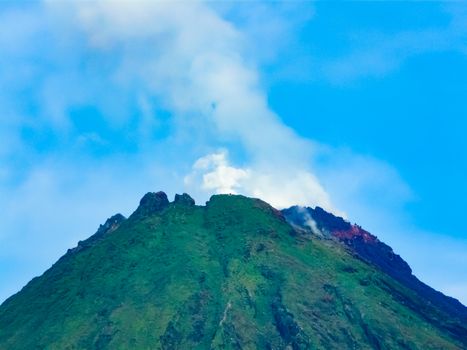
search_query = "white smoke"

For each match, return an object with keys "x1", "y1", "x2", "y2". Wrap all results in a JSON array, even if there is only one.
[
  {"x1": 46, "y1": 0, "x2": 337, "y2": 212},
  {"x1": 184, "y1": 150, "x2": 250, "y2": 195},
  {"x1": 295, "y1": 206, "x2": 322, "y2": 235},
  {"x1": 185, "y1": 150, "x2": 334, "y2": 210}
]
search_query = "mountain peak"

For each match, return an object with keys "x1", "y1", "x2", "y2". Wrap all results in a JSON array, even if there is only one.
[
  {"x1": 174, "y1": 193, "x2": 195, "y2": 206},
  {"x1": 1, "y1": 192, "x2": 466, "y2": 349},
  {"x1": 97, "y1": 213, "x2": 126, "y2": 235},
  {"x1": 131, "y1": 191, "x2": 169, "y2": 218}
]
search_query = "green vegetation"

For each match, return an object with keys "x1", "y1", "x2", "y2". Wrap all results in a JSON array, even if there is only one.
[{"x1": 0, "y1": 194, "x2": 465, "y2": 349}]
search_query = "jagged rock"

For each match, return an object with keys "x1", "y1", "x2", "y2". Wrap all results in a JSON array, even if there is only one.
[
  {"x1": 282, "y1": 205, "x2": 351, "y2": 234},
  {"x1": 68, "y1": 213, "x2": 126, "y2": 254},
  {"x1": 131, "y1": 191, "x2": 169, "y2": 218},
  {"x1": 97, "y1": 213, "x2": 126, "y2": 235},
  {"x1": 174, "y1": 193, "x2": 195, "y2": 206}
]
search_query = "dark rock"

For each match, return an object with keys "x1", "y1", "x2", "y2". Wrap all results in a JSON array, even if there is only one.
[
  {"x1": 282, "y1": 206, "x2": 351, "y2": 234},
  {"x1": 313, "y1": 206, "x2": 352, "y2": 232},
  {"x1": 272, "y1": 294, "x2": 310, "y2": 349},
  {"x1": 281, "y1": 205, "x2": 467, "y2": 322},
  {"x1": 131, "y1": 191, "x2": 169, "y2": 218},
  {"x1": 160, "y1": 321, "x2": 182, "y2": 350},
  {"x1": 174, "y1": 193, "x2": 195, "y2": 206},
  {"x1": 97, "y1": 213, "x2": 126, "y2": 236},
  {"x1": 334, "y1": 225, "x2": 413, "y2": 277}
]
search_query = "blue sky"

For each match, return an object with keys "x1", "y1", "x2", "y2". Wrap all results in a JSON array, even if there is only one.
[
  {"x1": 0, "y1": 1, "x2": 466, "y2": 304},
  {"x1": 269, "y1": 1, "x2": 467, "y2": 235}
]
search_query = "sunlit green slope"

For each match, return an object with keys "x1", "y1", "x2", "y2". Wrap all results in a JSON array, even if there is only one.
[{"x1": 0, "y1": 193, "x2": 465, "y2": 349}]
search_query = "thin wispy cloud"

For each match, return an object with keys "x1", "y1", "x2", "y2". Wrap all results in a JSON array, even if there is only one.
[{"x1": 323, "y1": 4, "x2": 467, "y2": 83}]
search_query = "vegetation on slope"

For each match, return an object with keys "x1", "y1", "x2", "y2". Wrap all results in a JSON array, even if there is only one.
[{"x1": 0, "y1": 193, "x2": 465, "y2": 349}]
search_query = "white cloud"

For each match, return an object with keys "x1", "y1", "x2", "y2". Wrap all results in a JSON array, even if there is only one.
[
  {"x1": 246, "y1": 170, "x2": 335, "y2": 211},
  {"x1": 185, "y1": 150, "x2": 250, "y2": 194},
  {"x1": 45, "y1": 0, "x2": 336, "y2": 211},
  {"x1": 185, "y1": 150, "x2": 336, "y2": 211}
]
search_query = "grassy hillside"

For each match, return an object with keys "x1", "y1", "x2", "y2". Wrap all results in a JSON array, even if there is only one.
[{"x1": 0, "y1": 193, "x2": 465, "y2": 349}]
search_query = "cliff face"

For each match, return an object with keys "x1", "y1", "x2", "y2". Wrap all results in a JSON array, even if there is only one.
[{"x1": 0, "y1": 193, "x2": 466, "y2": 349}]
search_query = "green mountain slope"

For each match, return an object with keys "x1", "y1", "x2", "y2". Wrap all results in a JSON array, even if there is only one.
[{"x1": 0, "y1": 192, "x2": 465, "y2": 349}]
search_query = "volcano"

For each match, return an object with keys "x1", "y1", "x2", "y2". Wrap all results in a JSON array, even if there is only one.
[{"x1": 0, "y1": 192, "x2": 465, "y2": 349}]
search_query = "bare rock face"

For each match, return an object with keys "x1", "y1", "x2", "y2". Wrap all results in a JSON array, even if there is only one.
[{"x1": 282, "y1": 205, "x2": 351, "y2": 234}]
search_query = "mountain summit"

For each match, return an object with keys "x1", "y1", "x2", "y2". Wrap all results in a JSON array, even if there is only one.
[{"x1": 0, "y1": 192, "x2": 466, "y2": 349}]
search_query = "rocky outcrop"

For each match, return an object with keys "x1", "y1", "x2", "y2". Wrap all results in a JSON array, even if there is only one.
[
  {"x1": 282, "y1": 205, "x2": 351, "y2": 234},
  {"x1": 332, "y1": 224, "x2": 414, "y2": 280},
  {"x1": 96, "y1": 213, "x2": 126, "y2": 236},
  {"x1": 68, "y1": 213, "x2": 126, "y2": 254},
  {"x1": 174, "y1": 193, "x2": 195, "y2": 206},
  {"x1": 131, "y1": 191, "x2": 169, "y2": 218}
]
